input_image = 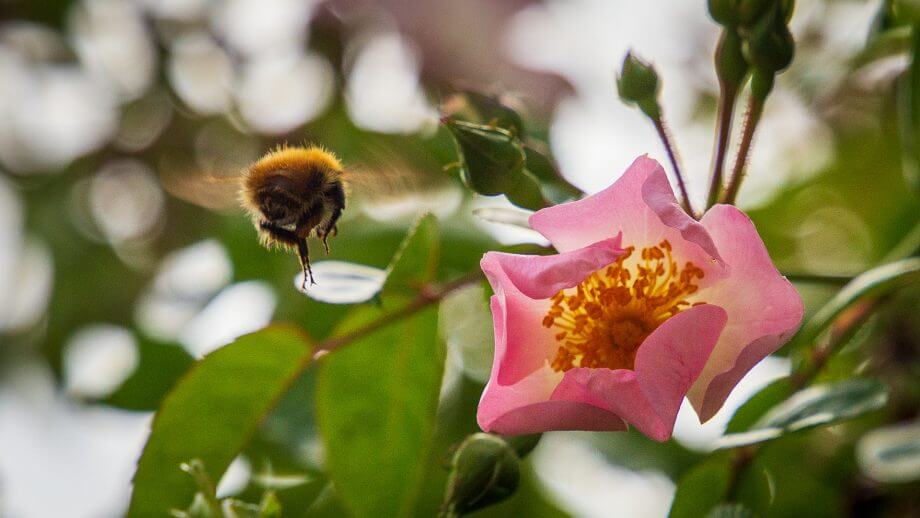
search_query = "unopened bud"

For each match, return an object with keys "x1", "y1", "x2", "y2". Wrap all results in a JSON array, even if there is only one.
[
  {"x1": 737, "y1": 0, "x2": 772, "y2": 26},
  {"x1": 780, "y1": 0, "x2": 796, "y2": 22},
  {"x1": 441, "y1": 434, "x2": 520, "y2": 516},
  {"x1": 708, "y1": 0, "x2": 741, "y2": 26},
  {"x1": 715, "y1": 29, "x2": 749, "y2": 90},
  {"x1": 710, "y1": 0, "x2": 794, "y2": 28},
  {"x1": 617, "y1": 51, "x2": 661, "y2": 118},
  {"x1": 743, "y1": 10, "x2": 795, "y2": 74}
]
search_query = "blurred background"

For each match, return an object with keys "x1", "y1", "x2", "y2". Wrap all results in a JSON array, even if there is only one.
[{"x1": 0, "y1": 0, "x2": 918, "y2": 516}]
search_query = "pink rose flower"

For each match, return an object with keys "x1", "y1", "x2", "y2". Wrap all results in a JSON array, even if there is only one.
[{"x1": 478, "y1": 156, "x2": 803, "y2": 441}]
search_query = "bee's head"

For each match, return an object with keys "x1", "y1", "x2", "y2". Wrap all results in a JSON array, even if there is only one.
[{"x1": 256, "y1": 173, "x2": 302, "y2": 225}]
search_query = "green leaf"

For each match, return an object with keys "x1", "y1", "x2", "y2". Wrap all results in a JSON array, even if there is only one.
[
  {"x1": 705, "y1": 503, "x2": 756, "y2": 518},
  {"x1": 787, "y1": 258, "x2": 920, "y2": 352},
  {"x1": 856, "y1": 420, "x2": 920, "y2": 483},
  {"x1": 898, "y1": 25, "x2": 920, "y2": 191},
  {"x1": 725, "y1": 377, "x2": 792, "y2": 434},
  {"x1": 898, "y1": 1, "x2": 920, "y2": 26},
  {"x1": 459, "y1": 90, "x2": 526, "y2": 137},
  {"x1": 731, "y1": 434, "x2": 844, "y2": 516},
  {"x1": 316, "y1": 304, "x2": 443, "y2": 518},
  {"x1": 523, "y1": 147, "x2": 582, "y2": 205},
  {"x1": 503, "y1": 169, "x2": 550, "y2": 211},
  {"x1": 442, "y1": 433, "x2": 521, "y2": 516},
  {"x1": 443, "y1": 119, "x2": 546, "y2": 210},
  {"x1": 128, "y1": 327, "x2": 312, "y2": 517},
  {"x1": 668, "y1": 456, "x2": 731, "y2": 518},
  {"x1": 383, "y1": 213, "x2": 440, "y2": 295},
  {"x1": 716, "y1": 379, "x2": 889, "y2": 449},
  {"x1": 102, "y1": 337, "x2": 194, "y2": 411}
]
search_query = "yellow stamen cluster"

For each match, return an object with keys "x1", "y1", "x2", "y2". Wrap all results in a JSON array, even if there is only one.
[{"x1": 542, "y1": 239, "x2": 705, "y2": 372}]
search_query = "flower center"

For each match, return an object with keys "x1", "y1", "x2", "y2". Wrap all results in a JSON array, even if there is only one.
[{"x1": 542, "y1": 240, "x2": 706, "y2": 372}]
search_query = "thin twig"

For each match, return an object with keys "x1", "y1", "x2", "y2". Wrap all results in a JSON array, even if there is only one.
[
  {"x1": 790, "y1": 299, "x2": 880, "y2": 390},
  {"x1": 706, "y1": 86, "x2": 738, "y2": 209},
  {"x1": 312, "y1": 270, "x2": 484, "y2": 358},
  {"x1": 722, "y1": 95, "x2": 765, "y2": 205},
  {"x1": 652, "y1": 116, "x2": 695, "y2": 216}
]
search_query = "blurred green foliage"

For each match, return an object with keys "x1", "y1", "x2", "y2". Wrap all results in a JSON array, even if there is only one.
[
  {"x1": 0, "y1": 1, "x2": 919, "y2": 517},
  {"x1": 129, "y1": 327, "x2": 312, "y2": 516}
]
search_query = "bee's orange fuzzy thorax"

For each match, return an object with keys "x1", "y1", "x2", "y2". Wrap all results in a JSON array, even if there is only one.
[{"x1": 248, "y1": 145, "x2": 343, "y2": 179}]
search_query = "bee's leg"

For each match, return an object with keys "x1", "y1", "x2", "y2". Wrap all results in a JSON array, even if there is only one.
[
  {"x1": 259, "y1": 221, "x2": 313, "y2": 288},
  {"x1": 320, "y1": 182, "x2": 346, "y2": 254},
  {"x1": 296, "y1": 239, "x2": 314, "y2": 288},
  {"x1": 320, "y1": 225, "x2": 338, "y2": 254}
]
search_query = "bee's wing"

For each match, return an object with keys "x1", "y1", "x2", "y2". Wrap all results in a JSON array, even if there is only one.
[
  {"x1": 340, "y1": 148, "x2": 440, "y2": 206},
  {"x1": 159, "y1": 165, "x2": 244, "y2": 211}
]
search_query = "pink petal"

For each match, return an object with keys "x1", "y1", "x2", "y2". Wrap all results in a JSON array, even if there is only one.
[
  {"x1": 476, "y1": 297, "x2": 627, "y2": 434},
  {"x1": 688, "y1": 205, "x2": 804, "y2": 422},
  {"x1": 477, "y1": 365, "x2": 628, "y2": 434},
  {"x1": 552, "y1": 304, "x2": 727, "y2": 441},
  {"x1": 528, "y1": 156, "x2": 726, "y2": 287},
  {"x1": 480, "y1": 236, "x2": 624, "y2": 300}
]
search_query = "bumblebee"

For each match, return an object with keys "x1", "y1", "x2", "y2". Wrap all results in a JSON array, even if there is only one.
[{"x1": 240, "y1": 145, "x2": 346, "y2": 289}]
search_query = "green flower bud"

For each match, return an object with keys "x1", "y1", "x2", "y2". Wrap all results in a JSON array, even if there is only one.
[
  {"x1": 743, "y1": 10, "x2": 795, "y2": 74},
  {"x1": 617, "y1": 51, "x2": 661, "y2": 118},
  {"x1": 709, "y1": 0, "x2": 741, "y2": 26},
  {"x1": 780, "y1": 0, "x2": 796, "y2": 22},
  {"x1": 617, "y1": 52, "x2": 660, "y2": 102},
  {"x1": 737, "y1": 0, "x2": 772, "y2": 27},
  {"x1": 716, "y1": 29, "x2": 749, "y2": 90},
  {"x1": 441, "y1": 434, "x2": 521, "y2": 516}
]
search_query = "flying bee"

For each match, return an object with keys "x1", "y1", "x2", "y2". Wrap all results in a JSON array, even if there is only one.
[
  {"x1": 160, "y1": 142, "x2": 448, "y2": 291},
  {"x1": 239, "y1": 145, "x2": 346, "y2": 289}
]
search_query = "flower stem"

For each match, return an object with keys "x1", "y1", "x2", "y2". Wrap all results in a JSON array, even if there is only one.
[
  {"x1": 652, "y1": 116, "x2": 695, "y2": 216},
  {"x1": 721, "y1": 95, "x2": 765, "y2": 205},
  {"x1": 706, "y1": 85, "x2": 738, "y2": 209},
  {"x1": 313, "y1": 270, "x2": 483, "y2": 358}
]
